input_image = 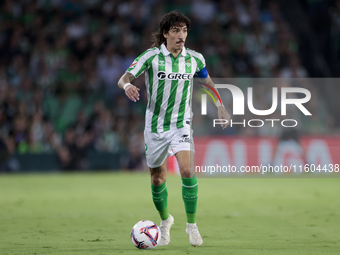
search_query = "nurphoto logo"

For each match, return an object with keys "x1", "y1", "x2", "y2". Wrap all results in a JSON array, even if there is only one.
[{"x1": 200, "y1": 83, "x2": 312, "y2": 128}]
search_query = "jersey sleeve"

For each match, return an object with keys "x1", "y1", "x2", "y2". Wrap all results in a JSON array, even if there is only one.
[
  {"x1": 126, "y1": 49, "x2": 154, "y2": 78},
  {"x1": 193, "y1": 53, "x2": 208, "y2": 79}
]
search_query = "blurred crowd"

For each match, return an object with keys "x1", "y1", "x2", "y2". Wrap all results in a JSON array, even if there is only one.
[{"x1": 0, "y1": 0, "x2": 338, "y2": 170}]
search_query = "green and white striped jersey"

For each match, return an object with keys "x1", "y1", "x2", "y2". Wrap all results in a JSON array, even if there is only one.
[{"x1": 126, "y1": 43, "x2": 206, "y2": 133}]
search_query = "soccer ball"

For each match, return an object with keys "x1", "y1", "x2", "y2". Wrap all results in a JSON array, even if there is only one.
[{"x1": 131, "y1": 220, "x2": 161, "y2": 249}]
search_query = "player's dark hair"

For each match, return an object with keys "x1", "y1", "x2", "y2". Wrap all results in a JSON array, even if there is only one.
[{"x1": 151, "y1": 11, "x2": 191, "y2": 47}]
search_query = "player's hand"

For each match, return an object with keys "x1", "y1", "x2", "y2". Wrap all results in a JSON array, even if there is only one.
[
  {"x1": 125, "y1": 84, "x2": 140, "y2": 102},
  {"x1": 218, "y1": 106, "x2": 231, "y2": 129}
]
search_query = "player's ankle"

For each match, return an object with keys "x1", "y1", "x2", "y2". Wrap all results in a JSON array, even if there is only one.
[
  {"x1": 159, "y1": 208, "x2": 169, "y2": 221},
  {"x1": 186, "y1": 222, "x2": 197, "y2": 227}
]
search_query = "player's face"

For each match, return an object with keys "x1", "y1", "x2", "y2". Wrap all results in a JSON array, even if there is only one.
[{"x1": 164, "y1": 25, "x2": 188, "y2": 52}]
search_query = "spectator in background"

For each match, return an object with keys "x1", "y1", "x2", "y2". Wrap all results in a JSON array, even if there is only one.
[
  {"x1": 94, "y1": 108, "x2": 120, "y2": 153},
  {"x1": 232, "y1": 43, "x2": 254, "y2": 77},
  {"x1": 97, "y1": 44, "x2": 122, "y2": 99},
  {"x1": 253, "y1": 44, "x2": 279, "y2": 77},
  {"x1": 29, "y1": 111, "x2": 44, "y2": 151},
  {"x1": 9, "y1": 114, "x2": 28, "y2": 153},
  {"x1": 42, "y1": 117, "x2": 61, "y2": 152},
  {"x1": 57, "y1": 126, "x2": 91, "y2": 170},
  {"x1": 120, "y1": 132, "x2": 147, "y2": 171},
  {"x1": 280, "y1": 54, "x2": 308, "y2": 78},
  {"x1": 191, "y1": 0, "x2": 216, "y2": 24},
  {"x1": 0, "y1": 138, "x2": 10, "y2": 172}
]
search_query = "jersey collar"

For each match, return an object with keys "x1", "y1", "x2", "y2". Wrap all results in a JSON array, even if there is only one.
[{"x1": 161, "y1": 43, "x2": 187, "y2": 57}]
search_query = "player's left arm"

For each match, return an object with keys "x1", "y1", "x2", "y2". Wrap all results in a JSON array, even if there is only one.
[{"x1": 199, "y1": 75, "x2": 231, "y2": 129}]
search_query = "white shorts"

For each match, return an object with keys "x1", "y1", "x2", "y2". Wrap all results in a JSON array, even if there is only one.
[{"x1": 144, "y1": 125, "x2": 194, "y2": 168}]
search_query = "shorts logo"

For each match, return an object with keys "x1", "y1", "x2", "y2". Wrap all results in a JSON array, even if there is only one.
[
  {"x1": 145, "y1": 143, "x2": 148, "y2": 156},
  {"x1": 157, "y1": 72, "x2": 193, "y2": 80},
  {"x1": 179, "y1": 134, "x2": 191, "y2": 143}
]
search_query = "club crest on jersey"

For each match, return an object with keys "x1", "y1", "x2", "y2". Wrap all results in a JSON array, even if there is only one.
[
  {"x1": 159, "y1": 60, "x2": 165, "y2": 66},
  {"x1": 157, "y1": 71, "x2": 193, "y2": 80},
  {"x1": 186, "y1": 60, "x2": 191, "y2": 67},
  {"x1": 129, "y1": 60, "x2": 137, "y2": 69}
]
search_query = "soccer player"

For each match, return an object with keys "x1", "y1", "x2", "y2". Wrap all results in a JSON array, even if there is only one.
[{"x1": 118, "y1": 11, "x2": 230, "y2": 247}]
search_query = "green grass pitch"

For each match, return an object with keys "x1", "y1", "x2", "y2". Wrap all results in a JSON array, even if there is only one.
[{"x1": 0, "y1": 172, "x2": 339, "y2": 255}]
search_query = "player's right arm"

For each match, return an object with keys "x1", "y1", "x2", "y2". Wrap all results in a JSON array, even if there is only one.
[{"x1": 118, "y1": 72, "x2": 140, "y2": 102}]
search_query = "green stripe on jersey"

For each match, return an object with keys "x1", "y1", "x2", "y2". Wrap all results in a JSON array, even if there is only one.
[
  {"x1": 177, "y1": 54, "x2": 192, "y2": 128},
  {"x1": 151, "y1": 54, "x2": 165, "y2": 133},
  {"x1": 146, "y1": 55, "x2": 157, "y2": 108},
  {"x1": 163, "y1": 54, "x2": 179, "y2": 131},
  {"x1": 193, "y1": 56, "x2": 204, "y2": 71},
  {"x1": 188, "y1": 80, "x2": 193, "y2": 107},
  {"x1": 135, "y1": 54, "x2": 152, "y2": 78}
]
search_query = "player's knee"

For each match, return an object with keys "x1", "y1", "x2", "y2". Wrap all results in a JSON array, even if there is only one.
[
  {"x1": 181, "y1": 166, "x2": 192, "y2": 178},
  {"x1": 151, "y1": 175, "x2": 166, "y2": 186}
]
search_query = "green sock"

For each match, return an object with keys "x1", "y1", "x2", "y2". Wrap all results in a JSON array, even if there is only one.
[
  {"x1": 151, "y1": 181, "x2": 169, "y2": 220},
  {"x1": 182, "y1": 175, "x2": 198, "y2": 223}
]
